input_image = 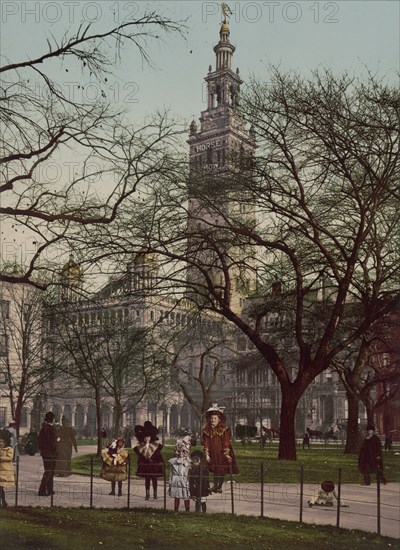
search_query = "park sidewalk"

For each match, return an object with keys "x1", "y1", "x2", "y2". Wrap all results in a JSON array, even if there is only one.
[{"x1": 11, "y1": 445, "x2": 400, "y2": 539}]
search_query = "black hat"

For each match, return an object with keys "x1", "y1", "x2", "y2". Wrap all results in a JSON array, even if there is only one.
[
  {"x1": 134, "y1": 421, "x2": 159, "y2": 442},
  {"x1": 44, "y1": 411, "x2": 55, "y2": 423},
  {"x1": 366, "y1": 425, "x2": 375, "y2": 431},
  {"x1": 191, "y1": 449, "x2": 205, "y2": 460}
]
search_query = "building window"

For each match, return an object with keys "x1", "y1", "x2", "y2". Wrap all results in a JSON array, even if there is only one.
[
  {"x1": 1, "y1": 301, "x2": 10, "y2": 319},
  {"x1": 20, "y1": 407, "x2": 28, "y2": 427},
  {"x1": 0, "y1": 334, "x2": 7, "y2": 357},
  {"x1": 0, "y1": 407, "x2": 6, "y2": 427}
]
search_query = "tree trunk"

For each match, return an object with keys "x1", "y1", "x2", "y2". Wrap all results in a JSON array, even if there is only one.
[
  {"x1": 344, "y1": 391, "x2": 362, "y2": 454},
  {"x1": 95, "y1": 389, "x2": 103, "y2": 456},
  {"x1": 113, "y1": 399, "x2": 123, "y2": 440},
  {"x1": 278, "y1": 390, "x2": 299, "y2": 460}
]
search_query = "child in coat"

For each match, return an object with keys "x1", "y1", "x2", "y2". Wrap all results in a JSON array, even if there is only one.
[
  {"x1": 133, "y1": 421, "x2": 164, "y2": 500},
  {"x1": 168, "y1": 436, "x2": 192, "y2": 512},
  {"x1": 101, "y1": 438, "x2": 128, "y2": 496},
  {"x1": 189, "y1": 449, "x2": 211, "y2": 512},
  {"x1": 0, "y1": 430, "x2": 15, "y2": 507}
]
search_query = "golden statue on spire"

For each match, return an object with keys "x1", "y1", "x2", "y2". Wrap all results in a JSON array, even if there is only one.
[{"x1": 221, "y1": 2, "x2": 233, "y2": 23}]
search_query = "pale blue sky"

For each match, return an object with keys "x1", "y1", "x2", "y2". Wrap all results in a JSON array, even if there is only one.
[
  {"x1": 1, "y1": 1, "x2": 399, "y2": 272},
  {"x1": 1, "y1": 0, "x2": 399, "y2": 124}
]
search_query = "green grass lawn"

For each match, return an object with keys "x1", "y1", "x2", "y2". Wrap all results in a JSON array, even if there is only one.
[
  {"x1": 0, "y1": 507, "x2": 397, "y2": 550},
  {"x1": 72, "y1": 442, "x2": 400, "y2": 484}
]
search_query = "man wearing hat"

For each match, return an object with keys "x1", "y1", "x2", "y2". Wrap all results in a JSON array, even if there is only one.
[
  {"x1": 358, "y1": 424, "x2": 387, "y2": 486},
  {"x1": 202, "y1": 403, "x2": 238, "y2": 493},
  {"x1": 38, "y1": 411, "x2": 58, "y2": 496}
]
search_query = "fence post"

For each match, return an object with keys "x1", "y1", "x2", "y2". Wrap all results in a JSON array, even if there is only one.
[
  {"x1": 260, "y1": 462, "x2": 264, "y2": 518},
  {"x1": 377, "y1": 472, "x2": 381, "y2": 536},
  {"x1": 163, "y1": 463, "x2": 167, "y2": 511},
  {"x1": 90, "y1": 457, "x2": 94, "y2": 509},
  {"x1": 127, "y1": 455, "x2": 131, "y2": 510},
  {"x1": 336, "y1": 467, "x2": 342, "y2": 528},
  {"x1": 14, "y1": 456, "x2": 19, "y2": 507},
  {"x1": 198, "y1": 461, "x2": 203, "y2": 513},
  {"x1": 299, "y1": 465, "x2": 304, "y2": 523},
  {"x1": 230, "y1": 464, "x2": 234, "y2": 515}
]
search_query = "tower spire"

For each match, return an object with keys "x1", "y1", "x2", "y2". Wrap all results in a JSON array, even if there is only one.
[{"x1": 214, "y1": 20, "x2": 235, "y2": 70}]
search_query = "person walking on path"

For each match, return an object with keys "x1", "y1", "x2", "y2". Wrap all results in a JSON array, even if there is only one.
[
  {"x1": 202, "y1": 403, "x2": 238, "y2": 493},
  {"x1": 189, "y1": 449, "x2": 211, "y2": 512},
  {"x1": 133, "y1": 421, "x2": 164, "y2": 500},
  {"x1": 55, "y1": 416, "x2": 78, "y2": 477},
  {"x1": 169, "y1": 436, "x2": 192, "y2": 512},
  {"x1": 358, "y1": 425, "x2": 387, "y2": 486},
  {"x1": 100, "y1": 438, "x2": 128, "y2": 496},
  {"x1": 302, "y1": 433, "x2": 310, "y2": 450},
  {"x1": 5, "y1": 421, "x2": 19, "y2": 464},
  {"x1": 384, "y1": 434, "x2": 393, "y2": 451},
  {"x1": 0, "y1": 430, "x2": 15, "y2": 508},
  {"x1": 38, "y1": 411, "x2": 58, "y2": 496}
]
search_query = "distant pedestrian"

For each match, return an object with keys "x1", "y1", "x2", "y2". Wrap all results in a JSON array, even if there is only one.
[
  {"x1": 25, "y1": 428, "x2": 38, "y2": 456},
  {"x1": 358, "y1": 425, "x2": 386, "y2": 486},
  {"x1": 38, "y1": 411, "x2": 58, "y2": 496},
  {"x1": 55, "y1": 416, "x2": 78, "y2": 477},
  {"x1": 384, "y1": 434, "x2": 393, "y2": 451},
  {"x1": 6, "y1": 422, "x2": 19, "y2": 463},
  {"x1": 302, "y1": 433, "x2": 310, "y2": 450},
  {"x1": 0, "y1": 430, "x2": 15, "y2": 507},
  {"x1": 169, "y1": 436, "x2": 192, "y2": 512},
  {"x1": 100, "y1": 427, "x2": 107, "y2": 447},
  {"x1": 100, "y1": 438, "x2": 128, "y2": 496},
  {"x1": 133, "y1": 421, "x2": 164, "y2": 500},
  {"x1": 189, "y1": 450, "x2": 211, "y2": 512},
  {"x1": 123, "y1": 426, "x2": 132, "y2": 448}
]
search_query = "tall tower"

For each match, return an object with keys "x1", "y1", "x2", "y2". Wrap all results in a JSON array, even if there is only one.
[{"x1": 187, "y1": 21, "x2": 256, "y2": 312}]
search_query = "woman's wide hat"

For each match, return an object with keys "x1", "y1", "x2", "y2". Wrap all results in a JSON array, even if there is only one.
[
  {"x1": 205, "y1": 403, "x2": 226, "y2": 422},
  {"x1": 134, "y1": 421, "x2": 159, "y2": 442}
]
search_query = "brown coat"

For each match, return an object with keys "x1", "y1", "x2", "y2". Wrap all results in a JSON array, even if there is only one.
[
  {"x1": 0, "y1": 446, "x2": 15, "y2": 487},
  {"x1": 203, "y1": 424, "x2": 239, "y2": 475},
  {"x1": 100, "y1": 448, "x2": 129, "y2": 481}
]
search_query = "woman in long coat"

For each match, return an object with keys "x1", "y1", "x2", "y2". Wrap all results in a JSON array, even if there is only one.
[
  {"x1": 55, "y1": 416, "x2": 78, "y2": 476},
  {"x1": 202, "y1": 403, "x2": 238, "y2": 493},
  {"x1": 0, "y1": 430, "x2": 15, "y2": 507},
  {"x1": 133, "y1": 421, "x2": 164, "y2": 500}
]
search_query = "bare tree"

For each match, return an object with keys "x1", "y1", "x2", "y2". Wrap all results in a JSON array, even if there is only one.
[
  {"x1": 0, "y1": 282, "x2": 51, "y2": 434},
  {"x1": 332, "y1": 302, "x2": 400, "y2": 452},
  {"x1": 0, "y1": 13, "x2": 185, "y2": 288},
  {"x1": 43, "y1": 298, "x2": 159, "y2": 455},
  {"x1": 115, "y1": 69, "x2": 399, "y2": 460}
]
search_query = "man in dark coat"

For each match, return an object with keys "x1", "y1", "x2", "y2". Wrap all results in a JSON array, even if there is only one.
[
  {"x1": 38, "y1": 411, "x2": 58, "y2": 496},
  {"x1": 358, "y1": 425, "x2": 386, "y2": 486}
]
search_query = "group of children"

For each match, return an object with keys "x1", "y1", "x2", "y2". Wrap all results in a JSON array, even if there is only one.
[
  {"x1": 101, "y1": 423, "x2": 211, "y2": 512},
  {"x1": 101, "y1": 404, "x2": 237, "y2": 511}
]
